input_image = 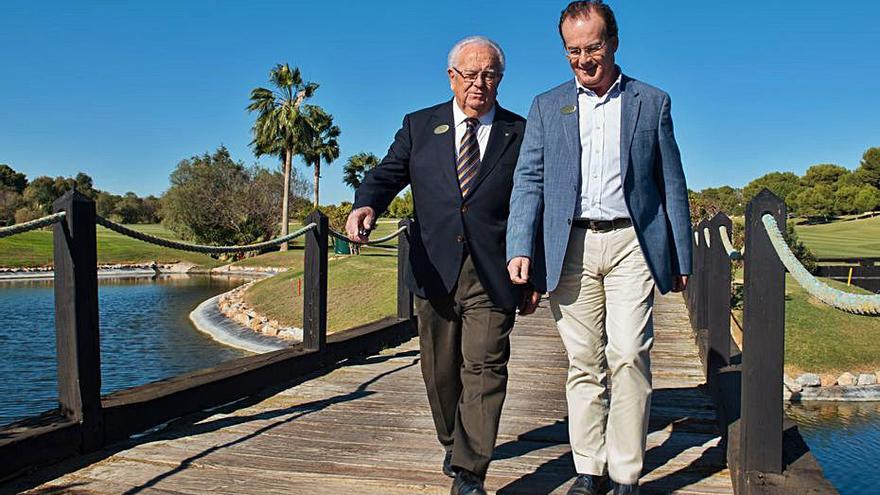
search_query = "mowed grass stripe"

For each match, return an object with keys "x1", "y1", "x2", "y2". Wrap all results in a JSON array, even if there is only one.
[{"x1": 795, "y1": 216, "x2": 880, "y2": 258}]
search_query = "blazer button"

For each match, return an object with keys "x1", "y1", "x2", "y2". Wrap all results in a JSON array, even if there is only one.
[
  {"x1": 567, "y1": 218, "x2": 572, "y2": 225},
  {"x1": 456, "y1": 235, "x2": 464, "y2": 243},
  {"x1": 461, "y1": 205, "x2": 468, "y2": 213}
]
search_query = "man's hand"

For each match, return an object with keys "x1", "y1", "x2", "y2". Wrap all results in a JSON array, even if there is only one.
[
  {"x1": 507, "y1": 256, "x2": 531, "y2": 285},
  {"x1": 671, "y1": 275, "x2": 689, "y2": 293},
  {"x1": 345, "y1": 206, "x2": 376, "y2": 243},
  {"x1": 518, "y1": 290, "x2": 542, "y2": 316}
]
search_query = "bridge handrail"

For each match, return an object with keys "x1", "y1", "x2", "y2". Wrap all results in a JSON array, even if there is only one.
[
  {"x1": 761, "y1": 214, "x2": 880, "y2": 316},
  {"x1": 0, "y1": 212, "x2": 67, "y2": 238},
  {"x1": 95, "y1": 215, "x2": 317, "y2": 254},
  {"x1": 717, "y1": 225, "x2": 743, "y2": 260},
  {"x1": 328, "y1": 225, "x2": 407, "y2": 246}
]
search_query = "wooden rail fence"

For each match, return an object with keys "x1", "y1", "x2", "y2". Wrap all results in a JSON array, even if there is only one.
[{"x1": 0, "y1": 190, "x2": 417, "y2": 480}]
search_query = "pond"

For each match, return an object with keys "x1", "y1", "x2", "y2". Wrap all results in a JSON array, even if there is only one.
[
  {"x1": 0, "y1": 275, "x2": 251, "y2": 425},
  {"x1": 787, "y1": 401, "x2": 880, "y2": 495}
]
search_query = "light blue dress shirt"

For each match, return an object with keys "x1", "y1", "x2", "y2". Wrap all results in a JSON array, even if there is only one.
[{"x1": 575, "y1": 73, "x2": 629, "y2": 221}]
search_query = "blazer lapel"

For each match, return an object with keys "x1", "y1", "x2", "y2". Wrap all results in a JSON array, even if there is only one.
[
  {"x1": 619, "y1": 76, "x2": 641, "y2": 185},
  {"x1": 558, "y1": 81, "x2": 581, "y2": 187},
  {"x1": 465, "y1": 107, "x2": 516, "y2": 197},
  {"x1": 427, "y1": 101, "x2": 459, "y2": 196}
]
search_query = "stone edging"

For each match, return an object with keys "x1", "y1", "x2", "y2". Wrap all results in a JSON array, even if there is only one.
[
  {"x1": 216, "y1": 279, "x2": 303, "y2": 342},
  {"x1": 785, "y1": 371, "x2": 880, "y2": 401}
]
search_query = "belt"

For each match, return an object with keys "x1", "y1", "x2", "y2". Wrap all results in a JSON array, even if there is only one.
[{"x1": 572, "y1": 217, "x2": 632, "y2": 233}]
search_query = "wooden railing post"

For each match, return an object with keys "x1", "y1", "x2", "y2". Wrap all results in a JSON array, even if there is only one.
[
  {"x1": 52, "y1": 189, "x2": 103, "y2": 451},
  {"x1": 303, "y1": 210, "x2": 328, "y2": 352},
  {"x1": 741, "y1": 189, "x2": 787, "y2": 486},
  {"x1": 396, "y1": 218, "x2": 413, "y2": 320},
  {"x1": 707, "y1": 213, "x2": 732, "y2": 381},
  {"x1": 695, "y1": 219, "x2": 710, "y2": 332},
  {"x1": 685, "y1": 225, "x2": 699, "y2": 330}
]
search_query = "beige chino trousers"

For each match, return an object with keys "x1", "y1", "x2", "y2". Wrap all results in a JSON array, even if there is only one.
[{"x1": 549, "y1": 225, "x2": 655, "y2": 485}]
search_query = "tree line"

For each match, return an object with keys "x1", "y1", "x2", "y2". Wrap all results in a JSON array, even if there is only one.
[
  {"x1": 0, "y1": 165, "x2": 161, "y2": 226},
  {"x1": 690, "y1": 146, "x2": 880, "y2": 221}
]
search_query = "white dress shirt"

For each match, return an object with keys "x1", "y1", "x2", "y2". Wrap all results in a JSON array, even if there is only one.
[
  {"x1": 575, "y1": 73, "x2": 629, "y2": 221},
  {"x1": 453, "y1": 99, "x2": 495, "y2": 161}
]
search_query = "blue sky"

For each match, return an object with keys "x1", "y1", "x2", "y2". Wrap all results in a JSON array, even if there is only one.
[{"x1": 2, "y1": 0, "x2": 879, "y2": 205}]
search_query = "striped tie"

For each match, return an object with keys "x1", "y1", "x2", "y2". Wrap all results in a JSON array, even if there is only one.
[{"x1": 457, "y1": 117, "x2": 481, "y2": 197}]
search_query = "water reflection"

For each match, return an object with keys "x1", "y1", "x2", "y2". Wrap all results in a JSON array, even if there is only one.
[
  {"x1": 787, "y1": 401, "x2": 880, "y2": 495},
  {"x1": 0, "y1": 275, "x2": 251, "y2": 425}
]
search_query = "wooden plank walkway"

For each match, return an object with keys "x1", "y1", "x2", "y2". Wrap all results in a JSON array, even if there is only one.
[{"x1": 15, "y1": 292, "x2": 732, "y2": 494}]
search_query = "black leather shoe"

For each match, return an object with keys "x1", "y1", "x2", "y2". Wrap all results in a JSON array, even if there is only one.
[
  {"x1": 567, "y1": 474, "x2": 604, "y2": 495},
  {"x1": 442, "y1": 450, "x2": 455, "y2": 478},
  {"x1": 611, "y1": 480, "x2": 639, "y2": 494},
  {"x1": 450, "y1": 469, "x2": 486, "y2": 495}
]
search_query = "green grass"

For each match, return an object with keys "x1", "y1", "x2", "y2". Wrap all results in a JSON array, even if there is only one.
[
  {"x1": 783, "y1": 275, "x2": 880, "y2": 374},
  {"x1": 732, "y1": 273, "x2": 880, "y2": 374},
  {"x1": 795, "y1": 216, "x2": 880, "y2": 258},
  {"x1": 244, "y1": 251, "x2": 398, "y2": 333},
  {"x1": 0, "y1": 224, "x2": 220, "y2": 268},
  {"x1": 228, "y1": 220, "x2": 402, "y2": 270}
]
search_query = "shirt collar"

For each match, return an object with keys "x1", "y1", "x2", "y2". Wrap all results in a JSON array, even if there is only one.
[
  {"x1": 575, "y1": 69, "x2": 623, "y2": 100},
  {"x1": 453, "y1": 98, "x2": 495, "y2": 128}
]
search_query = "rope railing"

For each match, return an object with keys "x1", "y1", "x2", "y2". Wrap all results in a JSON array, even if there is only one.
[
  {"x1": 0, "y1": 212, "x2": 67, "y2": 239},
  {"x1": 95, "y1": 215, "x2": 317, "y2": 254},
  {"x1": 328, "y1": 226, "x2": 408, "y2": 246},
  {"x1": 718, "y1": 225, "x2": 743, "y2": 260},
  {"x1": 762, "y1": 214, "x2": 880, "y2": 316}
]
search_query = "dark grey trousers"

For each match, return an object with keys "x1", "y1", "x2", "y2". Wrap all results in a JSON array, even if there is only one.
[{"x1": 415, "y1": 254, "x2": 515, "y2": 477}]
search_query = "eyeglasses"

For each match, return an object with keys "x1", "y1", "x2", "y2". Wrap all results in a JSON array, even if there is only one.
[
  {"x1": 565, "y1": 39, "x2": 607, "y2": 59},
  {"x1": 452, "y1": 66, "x2": 502, "y2": 84}
]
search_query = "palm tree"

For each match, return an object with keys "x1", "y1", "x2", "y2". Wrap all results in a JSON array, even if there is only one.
[
  {"x1": 247, "y1": 63, "x2": 317, "y2": 251},
  {"x1": 343, "y1": 152, "x2": 380, "y2": 190},
  {"x1": 297, "y1": 105, "x2": 340, "y2": 207}
]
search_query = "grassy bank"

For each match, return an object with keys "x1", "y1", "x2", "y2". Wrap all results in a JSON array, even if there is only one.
[
  {"x1": 795, "y1": 216, "x2": 880, "y2": 258},
  {"x1": 233, "y1": 219, "x2": 404, "y2": 333},
  {"x1": 0, "y1": 224, "x2": 220, "y2": 268},
  {"x1": 733, "y1": 274, "x2": 880, "y2": 375},
  {"x1": 243, "y1": 251, "x2": 398, "y2": 333},
  {"x1": 783, "y1": 275, "x2": 880, "y2": 374}
]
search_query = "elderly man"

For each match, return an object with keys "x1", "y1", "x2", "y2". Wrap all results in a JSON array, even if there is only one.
[
  {"x1": 346, "y1": 36, "x2": 537, "y2": 495},
  {"x1": 506, "y1": 2, "x2": 692, "y2": 494}
]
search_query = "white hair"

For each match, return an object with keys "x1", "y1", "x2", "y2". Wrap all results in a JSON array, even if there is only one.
[{"x1": 447, "y1": 36, "x2": 506, "y2": 72}]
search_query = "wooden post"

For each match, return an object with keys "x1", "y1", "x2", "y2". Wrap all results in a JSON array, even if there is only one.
[
  {"x1": 302, "y1": 210, "x2": 328, "y2": 352},
  {"x1": 685, "y1": 224, "x2": 699, "y2": 329},
  {"x1": 742, "y1": 189, "x2": 787, "y2": 484},
  {"x1": 707, "y1": 213, "x2": 732, "y2": 380},
  {"x1": 396, "y1": 218, "x2": 413, "y2": 320},
  {"x1": 695, "y1": 219, "x2": 710, "y2": 332},
  {"x1": 52, "y1": 190, "x2": 103, "y2": 451}
]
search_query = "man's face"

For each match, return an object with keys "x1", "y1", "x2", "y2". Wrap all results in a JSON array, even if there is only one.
[
  {"x1": 448, "y1": 44, "x2": 503, "y2": 117},
  {"x1": 561, "y1": 13, "x2": 618, "y2": 92}
]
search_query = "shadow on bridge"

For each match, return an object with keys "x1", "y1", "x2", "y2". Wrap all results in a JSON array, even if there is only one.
[
  {"x1": 10, "y1": 350, "x2": 420, "y2": 495},
  {"x1": 493, "y1": 386, "x2": 727, "y2": 495}
]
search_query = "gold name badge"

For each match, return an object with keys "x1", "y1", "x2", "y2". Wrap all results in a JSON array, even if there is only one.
[
  {"x1": 561, "y1": 105, "x2": 576, "y2": 115},
  {"x1": 433, "y1": 124, "x2": 450, "y2": 134}
]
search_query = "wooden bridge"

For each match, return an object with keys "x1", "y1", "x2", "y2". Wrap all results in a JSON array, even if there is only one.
[
  {"x1": 9, "y1": 292, "x2": 732, "y2": 494},
  {"x1": 0, "y1": 190, "x2": 838, "y2": 494}
]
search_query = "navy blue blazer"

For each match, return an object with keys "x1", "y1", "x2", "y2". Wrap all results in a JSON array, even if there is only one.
[
  {"x1": 354, "y1": 100, "x2": 527, "y2": 311},
  {"x1": 507, "y1": 76, "x2": 693, "y2": 294}
]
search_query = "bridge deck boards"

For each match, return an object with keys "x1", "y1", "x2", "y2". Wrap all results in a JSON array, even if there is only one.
[{"x1": 20, "y1": 292, "x2": 732, "y2": 494}]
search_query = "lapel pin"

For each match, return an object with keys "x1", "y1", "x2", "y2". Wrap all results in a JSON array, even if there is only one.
[
  {"x1": 433, "y1": 124, "x2": 450, "y2": 135},
  {"x1": 561, "y1": 105, "x2": 576, "y2": 115}
]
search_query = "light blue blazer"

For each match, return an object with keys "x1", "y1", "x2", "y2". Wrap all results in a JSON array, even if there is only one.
[{"x1": 506, "y1": 76, "x2": 692, "y2": 294}]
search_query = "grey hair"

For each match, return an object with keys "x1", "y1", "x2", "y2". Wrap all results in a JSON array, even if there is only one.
[{"x1": 447, "y1": 36, "x2": 506, "y2": 72}]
